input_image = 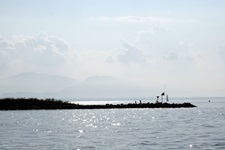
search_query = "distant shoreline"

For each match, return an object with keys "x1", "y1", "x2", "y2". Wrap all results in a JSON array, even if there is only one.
[{"x1": 0, "y1": 98, "x2": 197, "y2": 110}]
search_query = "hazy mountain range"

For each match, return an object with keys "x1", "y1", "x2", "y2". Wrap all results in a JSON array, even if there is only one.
[{"x1": 0, "y1": 72, "x2": 152, "y2": 99}]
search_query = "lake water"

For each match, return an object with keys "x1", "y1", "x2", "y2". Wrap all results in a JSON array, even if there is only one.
[{"x1": 0, "y1": 97, "x2": 225, "y2": 150}]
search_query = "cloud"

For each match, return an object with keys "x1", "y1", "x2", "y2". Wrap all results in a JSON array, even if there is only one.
[
  {"x1": 13, "y1": 32, "x2": 70, "y2": 54},
  {"x1": 117, "y1": 42, "x2": 145, "y2": 64},
  {"x1": 218, "y1": 44, "x2": 225, "y2": 63},
  {"x1": 0, "y1": 36, "x2": 14, "y2": 50},
  {"x1": 90, "y1": 16, "x2": 173, "y2": 24},
  {"x1": 0, "y1": 32, "x2": 70, "y2": 69},
  {"x1": 137, "y1": 27, "x2": 178, "y2": 49},
  {"x1": 136, "y1": 27, "x2": 199, "y2": 63},
  {"x1": 164, "y1": 51, "x2": 178, "y2": 61},
  {"x1": 0, "y1": 51, "x2": 8, "y2": 70}
]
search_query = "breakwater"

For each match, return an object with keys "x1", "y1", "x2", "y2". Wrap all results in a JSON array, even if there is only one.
[{"x1": 0, "y1": 98, "x2": 196, "y2": 110}]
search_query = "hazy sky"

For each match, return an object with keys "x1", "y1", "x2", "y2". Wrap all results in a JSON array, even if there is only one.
[{"x1": 1, "y1": 0, "x2": 225, "y2": 97}]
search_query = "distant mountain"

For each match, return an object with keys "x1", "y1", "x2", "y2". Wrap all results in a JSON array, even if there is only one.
[
  {"x1": 0, "y1": 72, "x2": 78, "y2": 97},
  {"x1": 8, "y1": 72, "x2": 77, "y2": 83},
  {"x1": 60, "y1": 75, "x2": 123, "y2": 98},
  {"x1": 0, "y1": 73, "x2": 154, "y2": 99},
  {"x1": 1, "y1": 92, "x2": 56, "y2": 98},
  {"x1": 85, "y1": 75, "x2": 119, "y2": 82},
  {"x1": 60, "y1": 75, "x2": 150, "y2": 98}
]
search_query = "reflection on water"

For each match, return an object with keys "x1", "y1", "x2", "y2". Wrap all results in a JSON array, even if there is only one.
[{"x1": 0, "y1": 98, "x2": 225, "y2": 150}]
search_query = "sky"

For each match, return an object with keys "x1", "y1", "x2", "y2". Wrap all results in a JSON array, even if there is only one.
[{"x1": 1, "y1": 0, "x2": 225, "y2": 97}]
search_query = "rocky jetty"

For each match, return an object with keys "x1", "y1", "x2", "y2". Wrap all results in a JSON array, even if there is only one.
[{"x1": 0, "y1": 98, "x2": 196, "y2": 110}]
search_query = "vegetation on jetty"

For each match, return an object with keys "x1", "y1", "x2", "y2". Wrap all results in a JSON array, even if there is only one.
[
  {"x1": 0, "y1": 98, "x2": 79, "y2": 110},
  {"x1": 0, "y1": 98, "x2": 196, "y2": 110}
]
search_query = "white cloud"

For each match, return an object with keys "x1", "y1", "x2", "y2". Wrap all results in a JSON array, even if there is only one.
[
  {"x1": 135, "y1": 27, "x2": 201, "y2": 64},
  {"x1": 117, "y1": 42, "x2": 145, "y2": 64},
  {"x1": 164, "y1": 51, "x2": 178, "y2": 61},
  {"x1": 91, "y1": 16, "x2": 173, "y2": 24},
  {"x1": 218, "y1": 43, "x2": 225, "y2": 63},
  {"x1": 137, "y1": 27, "x2": 178, "y2": 49},
  {"x1": 0, "y1": 33, "x2": 72, "y2": 74},
  {"x1": 0, "y1": 36, "x2": 14, "y2": 50},
  {"x1": 105, "y1": 41, "x2": 146, "y2": 64}
]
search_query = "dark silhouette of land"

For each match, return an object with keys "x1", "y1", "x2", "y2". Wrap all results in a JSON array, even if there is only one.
[{"x1": 0, "y1": 98, "x2": 196, "y2": 110}]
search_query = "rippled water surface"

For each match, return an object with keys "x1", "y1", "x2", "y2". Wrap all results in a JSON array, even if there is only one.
[{"x1": 1, "y1": 98, "x2": 225, "y2": 150}]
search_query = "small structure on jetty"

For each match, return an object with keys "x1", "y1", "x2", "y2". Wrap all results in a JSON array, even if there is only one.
[{"x1": 156, "y1": 91, "x2": 169, "y2": 103}]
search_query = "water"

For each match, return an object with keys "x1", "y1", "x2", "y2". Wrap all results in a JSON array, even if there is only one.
[{"x1": 0, "y1": 98, "x2": 225, "y2": 150}]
